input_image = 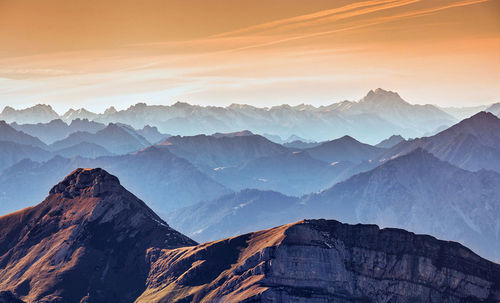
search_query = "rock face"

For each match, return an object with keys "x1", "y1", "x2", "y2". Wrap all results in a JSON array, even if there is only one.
[
  {"x1": 0, "y1": 168, "x2": 195, "y2": 303},
  {"x1": 138, "y1": 219, "x2": 500, "y2": 303}
]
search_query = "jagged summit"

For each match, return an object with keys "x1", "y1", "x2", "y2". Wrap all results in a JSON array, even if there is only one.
[
  {"x1": 50, "y1": 168, "x2": 121, "y2": 198},
  {"x1": 360, "y1": 88, "x2": 406, "y2": 104}
]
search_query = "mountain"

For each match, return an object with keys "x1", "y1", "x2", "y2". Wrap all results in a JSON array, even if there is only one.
[
  {"x1": 212, "y1": 130, "x2": 254, "y2": 138},
  {"x1": 169, "y1": 148, "x2": 500, "y2": 262},
  {"x1": 439, "y1": 105, "x2": 487, "y2": 120},
  {"x1": 167, "y1": 189, "x2": 300, "y2": 242},
  {"x1": 135, "y1": 125, "x2": 170, "y2": 144},
  {"x1": 334, "y1": 88, "x2": 456, "y2": 132},
  {"x1": 61, "y1": 108, "x2": 98, "y2": 122},
  {"x1": 10, "y1": 119, "x2": 69, "y2": 144},
  {"x1": 158, "y1": 134, "x2": 289, "y2": 170},
  {"x1": 0, "y1": 168, "x2": 195, "y2": 302},
  {"x1": 53, "y1": 142, "x2": 113, "y2": 158},
  {"x1": 380, "y1": 111, "x2": 500, "y2": 172},
  {"x1": 487, "y1": 102, "x2": 500, "y2": 117},
  {"x1": 375, "y1": 134, "x2": 405, "y2": 148},
  {"x1": 0, "y1": 120, "x2": 47, "y2": 148},
  {"x1": 11, "y1": 118, "x2": 106, "y2": 144},
  {"x1": 0, "y1": 141, "x2": 52, "y2": 172},
  {"x1": 138, "y1": 219, "x2": 500, "y2": 302},
  {"x1": 304, "y1": 135, "x2": 384, "y2": 163},
  {"x1": 0, "y1": 90, "x2": 459, "y2": 144},
  {"x1": 209, "y1": 150, "x2": 354, "y2": 196},
  {"x1": 283, "y1": 140, "x2": 321, "y2": 149},
  {"x1": 303, "y1": 148, "x2": 500, "y2": 262},
  {"x1": 0, "y1": 104, "x2": 59, "y2": 124},
  {"x1": 1, "y1": 172, "x2": 498, "y2": 302},
  {"x1": 0, "y1": 147, "x2": 230, "y2": 215},
  {"x1": 50, "y1": 123, "x2": 150, "y2": 154}
]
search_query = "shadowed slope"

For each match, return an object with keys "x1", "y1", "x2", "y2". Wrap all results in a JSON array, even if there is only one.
[{"x1": 0, "y1": 168, "x2": 195, "y2": 303}]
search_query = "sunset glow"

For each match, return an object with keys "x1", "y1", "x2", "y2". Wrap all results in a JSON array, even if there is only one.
[{"x1": 1, "y1": 0, "x2": 499, "y2": 112}]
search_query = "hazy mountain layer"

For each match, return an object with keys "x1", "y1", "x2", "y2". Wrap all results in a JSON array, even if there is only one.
[{"x1": 0, "y1": 89, "x2": 466, "y2": 143}]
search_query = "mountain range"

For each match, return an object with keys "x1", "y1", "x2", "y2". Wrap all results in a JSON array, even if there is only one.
[
  {"x1": 4, "y1": 88, "x2": 494, "y2": 144},
  {"x1": 0, "y1": 169, "x2": 498, "y2": 302},
  {"x1": 168, "y1": 148, "x2": 500, "y2": 262},
  {"x1": 1, "y1": 101, "x2": 500, "y2": 263}
]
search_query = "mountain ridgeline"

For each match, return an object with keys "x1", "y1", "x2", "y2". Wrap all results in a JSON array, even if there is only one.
[
  {"x1": 0, "y1": 169, "x2": 498, "y2": 302},
  {"x1": 0, "y1": 88, "x2": 469, "y2": 143}
]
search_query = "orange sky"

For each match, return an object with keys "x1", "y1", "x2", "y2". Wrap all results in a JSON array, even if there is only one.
[{"x1": 0, "y1": 0, "x2": 499, "y2": 112}]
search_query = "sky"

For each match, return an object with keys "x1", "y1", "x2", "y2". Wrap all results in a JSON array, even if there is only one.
[{"x1": 0, "y1": 0, "x2": 499, "y2": 113}]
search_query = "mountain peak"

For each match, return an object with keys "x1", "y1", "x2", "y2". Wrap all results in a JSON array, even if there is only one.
[
  {"x1": 50, "y1": 168, "x2": 121, "y2": 198},
  {"x1": 360, "y1": 88, "x2": 407, "y2": 105}
]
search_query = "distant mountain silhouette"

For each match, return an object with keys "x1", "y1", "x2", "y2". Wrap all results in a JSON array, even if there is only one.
[
  {"x1": 167, "y1": 189, "x2": 300, "y2": 242},
  {"x1": 1, "y1": 89, "x2": 463, "y2": 143},
  {"x1": 487, "y1": 102, "x2": 500, "y2": 117},
  {"x1": 53, "y1": 142, "x2": 113, "y2": 158},
  {"x1": 379, "y1": 111, "x2": 500, "y2": 172},
  {"x1": 0, "y1": 168, "x2": 195, "y2": 302},
  {"x1": 0, "y1": 147, "x2": 229, "y2": 215},
  {"x1": 158, "y1": 134, "x2": 288, "y2": 170},
  {"x1": 61, "y1": 108, "x2": 98, "y2": 122},
  {"x1": 135, "y1": 125, "x2": 170, "y2": 144},
  {"x1": 0, "y1": 120, "x2": 47, "y2": 148},
  {"x1": 304, "y1": 135, "x2": 384, "y2": 163},
  {"x1": 0, "y1": 141, "x2": 52, "y2": 171},
  {"x1": 0, "y1": 104, "x2": 59, "y2": 124},
  {"x1": 210, "y1": 150, "x2": 355, "y2": 196},
  {"x1": 50, "y1": 123, "x2": 150, "y2": 154},
  {"x1": 375, "y1": 134, "x2": 405, "y2": 148},
  {"x1": 11, "y1": 118, "x2": 106, "y2": 144}
]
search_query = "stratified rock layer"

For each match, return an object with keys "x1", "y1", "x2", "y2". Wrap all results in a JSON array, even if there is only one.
[{"x1": 138, "y1": 219, "x2": 500, "y2": 303}]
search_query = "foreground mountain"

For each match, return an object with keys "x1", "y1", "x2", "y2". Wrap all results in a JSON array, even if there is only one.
[
  {"x1": 0, "y1": 168, "x2": 195, "y2": 302},
  {"x1": 380, "y1": 111, "x2": 500, "y2": 172},
  {"x1": 1, "y1": 170, "x2": 498, "y2": 302},
  {"x1": 138, "y1": 219, "x2": 500, "y2": 303}
]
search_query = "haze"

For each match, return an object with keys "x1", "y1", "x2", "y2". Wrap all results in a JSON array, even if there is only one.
[{"x1": 0, "y1": 0, "x2": 499, "y2": 112}]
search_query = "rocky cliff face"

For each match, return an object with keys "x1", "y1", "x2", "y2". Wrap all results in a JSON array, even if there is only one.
[
  {"x1": 0, "y1": 168, "x2": 195, "y2": 303},
  {"x1": 138, "y1": 219, "x2": 500, "y2": 303}
]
